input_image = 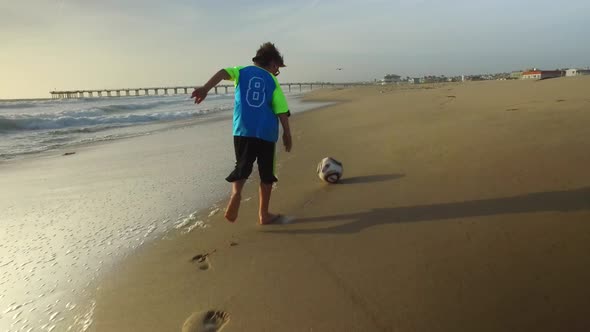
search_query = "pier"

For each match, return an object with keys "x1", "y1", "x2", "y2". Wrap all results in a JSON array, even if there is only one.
[{"x1": 49, "y1": 83, "x2": 364, "y2": 99}]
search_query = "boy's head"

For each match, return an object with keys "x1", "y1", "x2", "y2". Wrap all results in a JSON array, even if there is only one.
[{"x1": 252, "y1": 42, "x2": 285, "y2": 76}]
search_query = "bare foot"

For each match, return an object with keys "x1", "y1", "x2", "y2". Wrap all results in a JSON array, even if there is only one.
[
  {"x1": 224, "y1": 194, "x2": 241, "y2": 222},
  {"x1": 259, "y1": 213, "x2": 282, "y2": 225}
]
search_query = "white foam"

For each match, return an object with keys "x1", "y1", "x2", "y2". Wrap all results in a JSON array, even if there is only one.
[
  {"x1": 3, "y1": 304, "x2": 23, "y2": 314},
  {"x1": 183, "y1": 220, "x2": 208, "y2": 234},
  {"x1": 208, "y1": 208, "x2": 220, "y2": 217}
]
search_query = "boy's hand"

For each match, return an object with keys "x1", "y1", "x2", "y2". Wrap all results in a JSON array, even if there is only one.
[
  {"x1": 191, "y1": 87, "x2": 208, "y2": 104},
  {"x1": 282, "y1": 132, "x2": 292, "y2": 152}
]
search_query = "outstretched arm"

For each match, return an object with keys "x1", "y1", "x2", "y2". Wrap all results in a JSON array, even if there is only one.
[
  {"x1": 278, "y1": 113, "x2": 292, "y2": 152},
  {"x1": 191, "y1": 69, "x2": 231, "y2": 104}
]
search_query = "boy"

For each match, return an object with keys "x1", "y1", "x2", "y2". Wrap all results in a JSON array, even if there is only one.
[{"x1": 191, "y1": 42, "x2": 292, "y2": 225}]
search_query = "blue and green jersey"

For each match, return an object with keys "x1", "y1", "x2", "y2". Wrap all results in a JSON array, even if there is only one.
[{"x1": 224, "y1": 66, "x2": 289, "y2": 142}]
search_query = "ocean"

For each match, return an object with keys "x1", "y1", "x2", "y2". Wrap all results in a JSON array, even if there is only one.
[
  {"x1": 0, "y1": 93, "x2": 243, "y2": 160},
  {"x1": 0, "y1": 90, "x2": 331, "y2": 331}
]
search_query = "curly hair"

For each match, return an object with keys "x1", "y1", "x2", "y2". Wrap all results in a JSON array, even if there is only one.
[{"x1": 252, "y1": 42, "x2": 285, "y2": 67}]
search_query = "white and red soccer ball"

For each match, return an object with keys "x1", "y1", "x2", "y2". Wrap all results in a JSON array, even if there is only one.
[{"x1": 317, "y1": 157, "x2": 343, "y2": 183}]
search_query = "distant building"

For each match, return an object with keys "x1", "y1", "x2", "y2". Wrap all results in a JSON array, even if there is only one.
[
  {"x1": 510, "y1": 71, "x2": 523, "y2": 79},
  {"x1": 407, "y1": 78, "x2": 420, "y2": 84},
  {"x1": 522, "y1": 69, "x2": 563, "y2": 80},
  {"x1": 380, "y1": 74, "x2": 401, "y2": 84},
  {"x1": 566, "y1": 68, "x2": 590, "y2": 77}
]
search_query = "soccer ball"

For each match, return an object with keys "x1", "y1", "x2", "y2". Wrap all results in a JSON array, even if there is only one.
[{"x1": 317, "y1": 157, "x2": 343, "y2": 183}]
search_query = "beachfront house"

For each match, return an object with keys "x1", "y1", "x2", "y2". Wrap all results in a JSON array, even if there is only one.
[
  {"x1": 566, "y1": 68, "x2": 590, "y2": 77},
  {"x1": 521, "y1": 69, "x2": 563, "y2": 80},
  {"x1": 380, "y1": 74, "x2": 402, "y2": 84}
]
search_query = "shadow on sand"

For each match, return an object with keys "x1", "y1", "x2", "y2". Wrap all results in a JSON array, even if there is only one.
[
  {"x1": 338, "y1": 173, "x2": 405, "y2": 185},
  {"x1": 266, "y1": 186, "x2": 590, "y2": 235}
]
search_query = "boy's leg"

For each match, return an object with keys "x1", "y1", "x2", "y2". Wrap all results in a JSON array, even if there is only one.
[
  {"x1": 225, "y1": 137, "x2": 256, "y2": 222},
  {"x1": 256, "y1": 139, "x2": 280, "y2": 224},
  {"x1": 258, "y1": 182, "x2": 278, "y2": 224},
  {"x1": 225, "y1": 179, "x2": 245, "y2": 222}
]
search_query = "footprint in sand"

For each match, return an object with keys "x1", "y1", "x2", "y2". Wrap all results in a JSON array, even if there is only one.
[
  {"x1": 440, "y1": 95, "x2": 456, "y2": 107},
  {"x1": 191, "y1": 252, "x2": 214, "y2": 271},
  {"x1": 182, "y1": 310, "x2": 230, "y2": 332}
]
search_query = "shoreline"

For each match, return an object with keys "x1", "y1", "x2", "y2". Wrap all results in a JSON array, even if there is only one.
[{"x1": 0, "y1": 92, "x2": 333, "y2": 332}]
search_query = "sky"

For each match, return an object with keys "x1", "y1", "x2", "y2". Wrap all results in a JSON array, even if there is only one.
[{"x1": 1, "y1": 0, "x2": 589, "y2": 99}]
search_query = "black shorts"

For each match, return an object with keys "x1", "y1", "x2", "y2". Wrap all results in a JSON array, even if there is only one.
[{"x1": 226, "y1": 136, "x2": 278, "y2": 184}]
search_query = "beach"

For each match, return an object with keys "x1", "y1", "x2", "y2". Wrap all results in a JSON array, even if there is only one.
[{"x1": 3, "y1": 77, "x2": 590, "y2": 331}]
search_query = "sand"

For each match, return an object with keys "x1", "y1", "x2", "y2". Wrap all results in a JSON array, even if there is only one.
[{"x1": 83, "y1": 77, "x2": 590, "y2": 331}]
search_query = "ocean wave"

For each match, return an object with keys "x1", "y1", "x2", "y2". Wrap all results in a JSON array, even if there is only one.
[
  {"x1": 0, "y1": 103, "x2": 41, "y2": 109},
  {"x1": 0, "y1": 98, "x2": 67, "y2": 109},
  {"x1": 0, "y1": 94, "x2": 233, "y2": 112},
  {"x1": 0, "y1": 131, "x2": 146, "y2": 160},
  {"x1": 0, "y1": 109, "x2": 220, "y2": 132},
  {"x1": 95, "y1": 99, "x2": 183, "y2": 113},
  {"x1": 0, "y1": 94, "x2": 238, "y2": 159},
  {"x1": 47, "y1": 126, "x2": 122, "y2": 135},
  {"x1": 0, "y1": 117, "x2": 21, "y2": 131}
]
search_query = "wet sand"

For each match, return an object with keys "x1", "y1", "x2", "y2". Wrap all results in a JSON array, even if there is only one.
[{"x1": 90, "y1": 77, "x2": 590, "y2": 331}]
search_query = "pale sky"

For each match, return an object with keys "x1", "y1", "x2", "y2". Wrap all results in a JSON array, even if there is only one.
[{"x1": 1, "y1": 0, "x2": 589, "y2": 99}]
